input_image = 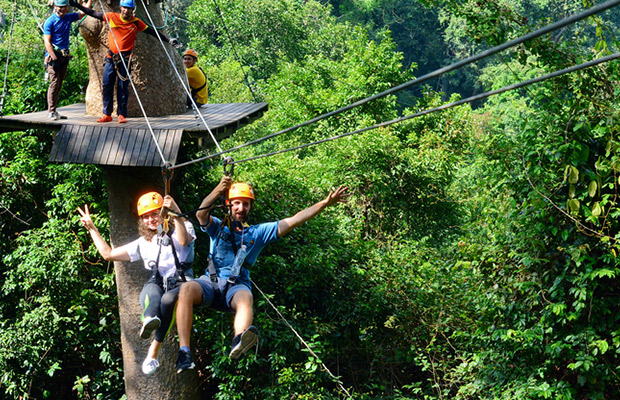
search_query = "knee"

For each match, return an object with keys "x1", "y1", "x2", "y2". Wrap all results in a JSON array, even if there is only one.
[{"x1": 179, "y1": 281, "x2": 201, "y2": 303}]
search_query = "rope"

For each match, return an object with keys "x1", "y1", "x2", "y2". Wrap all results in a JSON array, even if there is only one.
[
  {"x1": 168, "y1": 0, "x2": 620, "y2": 171},
  {"x1": 0, "y1": 0, "x2": 17, "y2": 116},
  {"x1": 227, "y1": 52, "x2": 620, "y2": 165},
  {"x1": 95, "y1": 0, "x2": 167, "y2": 164},
  {"x1": 137, "y1": 0, "x2": 225, "y2": 154},
  {"x1": 211, "y1": 0, "x2": 258, "y2": 102},
  {"x1": 24, "y1": 0, "x2": 44, "y2": 32},
  {"x1": 251, "y1": 278, "x2": 353, "y2": 399},
  {"x1": 135, "y1": 1, "x2": 169, "y2": 30}
]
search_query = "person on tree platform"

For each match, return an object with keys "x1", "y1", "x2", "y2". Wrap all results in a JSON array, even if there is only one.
[
  {"x1": 78, "y1": 192, "x2": 196, "y2": 375},
  {"x1": 43, "y1": 0, "x2": 92, "y2": 121},
  {"x1": 182, "y1": 49, "x2": 208, "y2": 108},
  {"x1": 174, "y1": 175, "x2": 350, "y2": 373},
  {"x1": 69, "y1": 0, "x2": 174, "y2": 124}
]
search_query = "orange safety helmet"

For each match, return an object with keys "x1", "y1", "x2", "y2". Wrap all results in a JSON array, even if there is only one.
[
  {"x1": 228, "y1": 182, "x2": 255, "y2": 201},
  {"x1": 183, "y1": 49, "x2": 198, "y2": 59},
  {"x1": 137, "y1": 192, "x2": 164, "y2": 216}
]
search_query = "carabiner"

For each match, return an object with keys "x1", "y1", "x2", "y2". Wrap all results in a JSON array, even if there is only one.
[{"x1": 222, "y1": 157, "x2": 235, "y2": 177}]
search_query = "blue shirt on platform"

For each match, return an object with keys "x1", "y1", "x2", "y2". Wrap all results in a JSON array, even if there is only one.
[
  {"x1": 43, "y1": 12, "x2": 80, "y2": 55},
  {"x1": 202, "y1": 216, "x2": 279, "y2": 288}
]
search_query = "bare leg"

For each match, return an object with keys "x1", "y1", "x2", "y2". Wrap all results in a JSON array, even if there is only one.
[
  {"x1": 230, "y1": 290, "x2": 254, "y2": 335},
  {"x1": 147, "y1": 340, "x2": 162, "y2": 359},
  {"x1": 176, "y1": 281, "x2": 203, "y2": 348}
]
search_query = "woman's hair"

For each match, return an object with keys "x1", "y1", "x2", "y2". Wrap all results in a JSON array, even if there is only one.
[{"x1": 138, "y1": 217, "x2": 176, "y2": 242}]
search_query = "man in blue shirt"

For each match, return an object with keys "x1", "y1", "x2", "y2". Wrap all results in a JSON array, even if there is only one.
[
  {"x1": 43, "y1": 0, "x2": 90, "y2": 120},
  {"x1": 174, "y1": 176, "x2": 350, "y2": 372}
]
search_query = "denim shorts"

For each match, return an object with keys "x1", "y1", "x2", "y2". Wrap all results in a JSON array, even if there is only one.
[{"x1": 195, "y1": 275, "x2": 251, "y2": 312}]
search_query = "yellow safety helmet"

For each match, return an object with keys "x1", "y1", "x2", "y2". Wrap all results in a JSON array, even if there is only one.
[
  {"x1": 183, "y1": 49, "x2": 198, "y2": 59},
  {"x1": 228, "y1": 182, "x2": 255, "y2": 201},
  {"x1": 137, "y1": 192, "x2": 164, "y2": 216}
]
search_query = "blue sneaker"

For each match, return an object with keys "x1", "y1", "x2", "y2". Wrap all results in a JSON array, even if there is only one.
[{"x1": 176, "y1": 349, "x2": 195, "y2": 373}]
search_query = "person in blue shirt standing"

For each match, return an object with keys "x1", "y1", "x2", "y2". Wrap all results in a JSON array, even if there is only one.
[
  {"x1": 43, "y1": 0, "x2": 91, "y2": 120},
  {"x1": 174, "y1": 175, "x2": 350, "y2": 373}
]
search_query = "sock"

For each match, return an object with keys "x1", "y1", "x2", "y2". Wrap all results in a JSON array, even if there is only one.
[{"x1": 180, "y1": 345, "x2": 190, "y2": 353}]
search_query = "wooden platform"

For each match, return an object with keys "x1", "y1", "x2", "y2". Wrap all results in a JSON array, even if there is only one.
[{"x1": 0, "y1": 102, "x2": 268, "y2": 167}]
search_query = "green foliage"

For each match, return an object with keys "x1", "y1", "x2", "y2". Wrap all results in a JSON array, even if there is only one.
[{"x1": 3, "y1": 0, "x2": 620, "y2": 398}]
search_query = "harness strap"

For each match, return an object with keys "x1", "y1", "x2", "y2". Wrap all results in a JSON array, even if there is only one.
[{"x1": 190, "y1": 67, "x2": 207, "y2": 96}]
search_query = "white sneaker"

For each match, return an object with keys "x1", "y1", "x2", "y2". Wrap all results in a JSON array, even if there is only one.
[
  {"x1": 142, "y1": 357, "x2": 159, "y2": 375},
  {"x1": 48, "y1": 111, "x2": 59, "y2": 120},
  {"x1": 140, "y1": 316, "x2": 161, "y2": 339}
]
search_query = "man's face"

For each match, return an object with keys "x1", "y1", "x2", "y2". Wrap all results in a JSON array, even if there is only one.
[
  {"x1": 229, "y1": 198, "x2": 252, "y2": 223},
  {"x1": 120, "y1": 6, "x2": 134, "y2": 19},
  {"x1": 183, "y1": 55, "x2": 196, "y2": 69},
  {"x1": 140, "y1": 209, "x2": 162, "y2": 231},
  {"x1": 55, "y1": 5, "x2": 68, "y2": 17}
]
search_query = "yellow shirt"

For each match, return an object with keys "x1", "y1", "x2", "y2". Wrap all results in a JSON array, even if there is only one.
[{"x1": 186, "y1": 64, "x2": 208, "y2": 105}]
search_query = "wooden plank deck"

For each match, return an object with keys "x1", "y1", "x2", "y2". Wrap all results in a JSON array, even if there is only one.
[
  {"x1": 0, "y1": 102, "x2": 268, "y2": 138},
  {"x1": 0, "y1": 102, "x2": 269, "y2": 167}
]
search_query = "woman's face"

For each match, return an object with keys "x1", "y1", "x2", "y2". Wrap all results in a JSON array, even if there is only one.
[{"x1": 140, "y1": 209, "x2": 162, "y2": 231}]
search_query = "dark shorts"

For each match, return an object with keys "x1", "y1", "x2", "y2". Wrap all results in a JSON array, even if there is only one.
[{"x1": 195, "y1": 275, "x2": 251, "y2": 312}]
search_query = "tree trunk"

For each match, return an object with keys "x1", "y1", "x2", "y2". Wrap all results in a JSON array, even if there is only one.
[
  {"x1": 105, "y1": 166, "x2": 199, "y2": 400},
  {"x1": 77, "y1": 0, "x2": 187, "y2": 117}
]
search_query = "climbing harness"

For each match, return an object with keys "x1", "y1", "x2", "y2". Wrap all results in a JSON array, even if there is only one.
[{"x1": 107, "y1": 49, "x2": 133, "y2": 82}]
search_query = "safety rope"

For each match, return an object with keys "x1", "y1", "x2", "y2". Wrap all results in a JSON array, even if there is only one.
[
  {"x1": 251, "y1": 278, "x2": 353, "y2": 399},
  {"x1": 95, "y1": 0, "x2": 167, "y2": 164},
  {"x1": 0, "y1": 0, "x2": 17, "y2": 117},
  {"x1": 135, "y1": 0, "x2": 169, "y2": 30},
  {"x1": 138, "y1": 0, "x2": 225, "y2": 154},
  {"x1": 24, "y1": 0, "x2": 44, "y2": 33},
  {"x1": 211, "y1": 0, "x2": 258, "y2": 102},
  {"x1": 227, "y1": 52, "x2": 620, "y2": 165},
  {"x1": 167, "y1": 0, "x2": 620, "y2": 171}
]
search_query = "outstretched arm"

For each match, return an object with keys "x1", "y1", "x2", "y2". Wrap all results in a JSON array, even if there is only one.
[
  {"x1": 69, "y1": 0, "x2": 103, "y2": 20},
  {"x1": 196, "y1": 176, "x2": 232, "y2": 227},
  {"x1": 77, "y1": 205, "x2": 130, "y2": 261},
  {"x1": 161, "y1": 195, "x2": 193, "y2": 246},
  {"x1": 277, "y1": 185, "x2": 350, "y2": 238},
  {"x1": 143, "y1": 26, "x2": 171, "y2": 43}
]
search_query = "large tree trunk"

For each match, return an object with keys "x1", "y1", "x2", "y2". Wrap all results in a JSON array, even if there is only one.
[
  {"x1": 105, "y1": 167, "x2": 199, "y2": 400},
  {"x1": 77, "y1": 0, "x2": 187, "y2": 117}
]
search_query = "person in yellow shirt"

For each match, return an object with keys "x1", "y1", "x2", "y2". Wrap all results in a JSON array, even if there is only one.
[{"x1": 183, "y1": 49, "x2": 208, "y2": 108}]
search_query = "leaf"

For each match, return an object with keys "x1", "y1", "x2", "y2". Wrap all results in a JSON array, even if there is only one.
[
  {"x1": 591, "y1": 202, "x2": 602, "y2": 217},
  {"x1": 588, "y1": 181, "x2": 597, "y2": 198},
  {"x1": 568, "y1": 166, "x2": 579, "y2": 184},
  {"x1": 567, "y1": 199, "x2": 580, "y2": 216}
]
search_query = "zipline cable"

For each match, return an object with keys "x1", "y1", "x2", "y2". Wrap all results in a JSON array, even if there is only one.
[
  {"x1": 138, "y1": 0, "x2": 225, "y2": 154},
  {"x1": 95, "y1": 0, "x2": 167, "y2": 164},
  {"x1": 251, "y1": 279, "x2": 353, "y2": 399},
  {"x1": 229, "y1": 52, "x2": 620, "y2": 165},
  {"x1": 0, "y1": 0, "x2": 17, "y2": 116},
  {"x1": 168, "y1": 0, "x2": 620, "y2": 171}
]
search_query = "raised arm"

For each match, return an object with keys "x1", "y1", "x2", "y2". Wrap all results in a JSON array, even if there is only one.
[
  {"x1": 162, "y1": 195, "x2": 193, "y2": 246},
  {"x1": 69, "y1": 0, "x2": 103, "y2": 20},
  {"x1": 143, "y1": 26, "x2": 171, "y2": 44},
  {"x1": 196, "y1": 175, "x2": 232, "y2": 227},
  {"x1": 277, "y1": 185, "x2": 350, "y2": 238},
  {"x1": 75, "y1": 0, "x2": 92, "y2": 18},
  {"x1": 78, "y1": 204, "x2": 130, "y2": 261}
]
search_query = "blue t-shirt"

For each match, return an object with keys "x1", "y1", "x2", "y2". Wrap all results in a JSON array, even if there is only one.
[
  {"x1": 202, "y1": 216, "x2": 279, "y2": 287},
  {"x1": 43, "y1": 12, "x2": 80, "y2": 54}
]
